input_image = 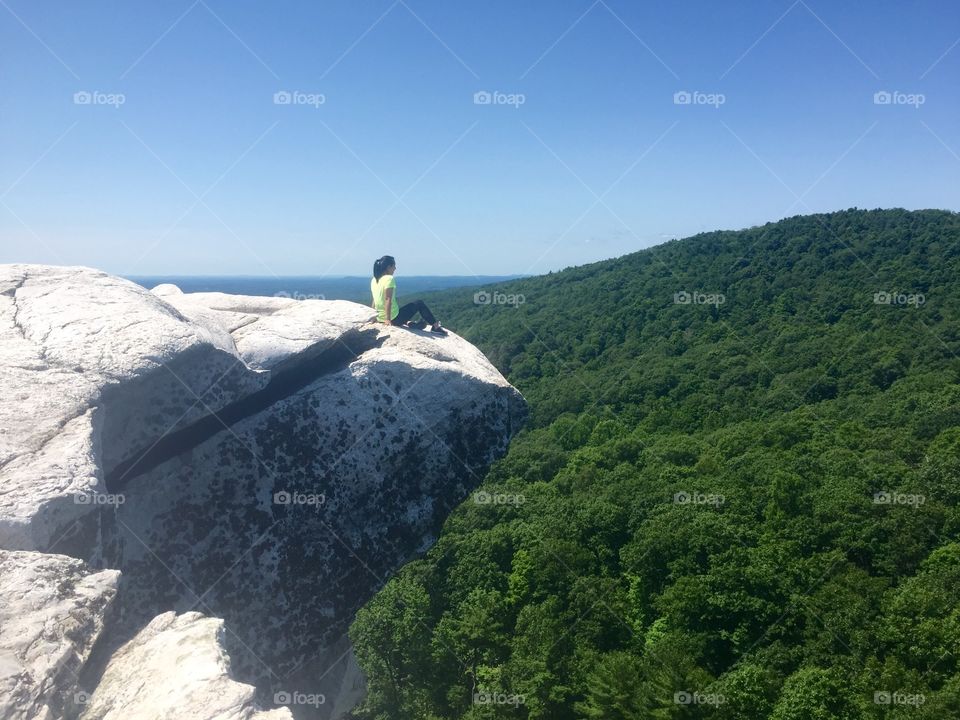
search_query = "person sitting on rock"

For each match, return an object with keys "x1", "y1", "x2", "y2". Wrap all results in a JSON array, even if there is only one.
[{"x1": 371, "y1": 255, "x2": 447, "y2": 334}]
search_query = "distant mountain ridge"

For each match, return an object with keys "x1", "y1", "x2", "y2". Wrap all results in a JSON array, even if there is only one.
[{"x1": 417, "y1": 207, "x2": 960, "y2": 426}]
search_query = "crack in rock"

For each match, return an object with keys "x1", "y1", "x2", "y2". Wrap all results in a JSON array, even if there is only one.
[{"x1": 105, "y1": 328, "x2": 384, "y2": 491}]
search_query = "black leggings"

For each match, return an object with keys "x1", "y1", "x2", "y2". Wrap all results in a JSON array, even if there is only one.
[{"x1": 394, "y1": 299, "x2": 437, "y2": 326}]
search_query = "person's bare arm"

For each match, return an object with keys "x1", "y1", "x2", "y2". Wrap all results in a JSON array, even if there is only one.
[{"x1": 383, "y1": 287, "x2": 393, "y2": 325}]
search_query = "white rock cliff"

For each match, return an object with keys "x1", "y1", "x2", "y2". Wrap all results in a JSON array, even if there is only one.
[{"x1": 0, "y1": 265, "x2": 526, "y2": 719}]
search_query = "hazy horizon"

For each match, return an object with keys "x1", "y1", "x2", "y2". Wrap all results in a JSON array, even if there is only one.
[
  {"x1": 127, "y1": 273, "x2": 527, "y2": 279},
  {"x1": 125, "y1": 271, "x2": 526, "y2": 304}
]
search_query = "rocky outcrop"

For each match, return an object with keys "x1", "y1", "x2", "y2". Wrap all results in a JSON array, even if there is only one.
[
  {"x1": 77, "y1": 612, "x2": 292, "y2": 720},
  {"x1": 0, "y1": 265, "x2": 526, "y2": 719},
  {"x1": 0, "y1": 550, "x2": 119, "y2": 720}
]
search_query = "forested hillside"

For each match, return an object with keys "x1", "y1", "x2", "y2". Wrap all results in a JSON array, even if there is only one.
[{"x1": 350, "y1": 208, "x2": 960, "y2": 719}]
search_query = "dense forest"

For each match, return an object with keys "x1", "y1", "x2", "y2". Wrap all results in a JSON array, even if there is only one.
[{"x1": 349, "y1": 208, "x2": 960, "y2": 719}]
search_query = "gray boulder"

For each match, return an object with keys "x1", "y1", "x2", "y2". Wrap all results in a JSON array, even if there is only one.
[
  {"x1": 0, "y1": 550, "x2": 119, "y2": 720},
  {"x1": 0, "y1": 266, "x2": 266, "y2": 555},
  {"x1": 78, "y1": 612, "x2": 292, "y2": 720}
]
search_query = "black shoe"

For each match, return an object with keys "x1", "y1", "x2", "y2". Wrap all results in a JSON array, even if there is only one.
[
  {"x1": 405, "y1": 320, "x2": 427, "y2": 330},
  {"x1": 430, "y1": 323, "x2": 448, "y2": 335}
]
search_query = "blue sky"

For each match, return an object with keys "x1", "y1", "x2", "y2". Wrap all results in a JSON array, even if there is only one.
[{"x1": 1, "y1": 0, "x2": 958, "y2": 276}]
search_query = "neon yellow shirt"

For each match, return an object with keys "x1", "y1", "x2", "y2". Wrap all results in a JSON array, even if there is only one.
[{"x1": 370, "y1": 275, "x2": 399, "y2": 322}]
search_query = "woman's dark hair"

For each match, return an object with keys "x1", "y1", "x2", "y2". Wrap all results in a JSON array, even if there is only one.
[{"x1": 373, "y1": 255, "x2": 395, "y2": 280}]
